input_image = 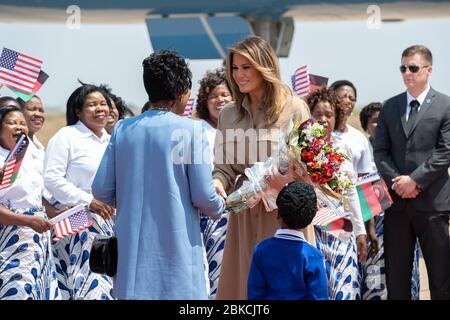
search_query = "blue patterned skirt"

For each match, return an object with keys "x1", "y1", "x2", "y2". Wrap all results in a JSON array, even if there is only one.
[
  {"x1": 200, "y1": 212, "x2": 228, "y2": 299},
  {"x1": 0, "y1": 206, "x2": 59, "y2": 300},
  {"x1": 315, "y1": 226, "x2": 361, "y2": 300},
  {"x1": 360, "y1": 214, "x2": 421, "y2": 300},
  {"x1": 52, "y1": 212, "x2": 114, "y2": 300}
]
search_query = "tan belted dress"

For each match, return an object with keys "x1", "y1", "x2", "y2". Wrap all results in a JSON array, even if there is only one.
[{"x1": 213, "y1": 94, "x2": 316, "y2": 300}]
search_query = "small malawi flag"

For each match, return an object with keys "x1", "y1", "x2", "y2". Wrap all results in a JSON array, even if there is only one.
[
  {"x1": 0, "y1": 133, "x2": 29, "y2": 190},
  {"x1": 309, "y1": 74, "x2": 328, "y2": 92},
  {"x1": 8, "y1": 70, "x2": 49, "y2": 102},
  {"x1": 322, "y1": 217, "x2": 353, "y2": 240},
  {"x1": 356, "y1": 172, "x2": 393, "y2": 222}
]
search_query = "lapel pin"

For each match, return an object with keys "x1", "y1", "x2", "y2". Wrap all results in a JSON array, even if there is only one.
[{"x1": 426, "y1": 98, "x2": 431, "y2": 104}]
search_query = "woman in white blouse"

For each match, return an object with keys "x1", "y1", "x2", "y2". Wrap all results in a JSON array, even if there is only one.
[
  {"x1": 44, "y1": 84, "x2": 115, "y2": 300},
  {"x1": 0, "y1": 106, "x2": 58, "y2": 300}
]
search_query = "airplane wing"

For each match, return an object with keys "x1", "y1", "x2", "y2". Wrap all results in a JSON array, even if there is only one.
[{"x1": 1, "y1": 1, "x2": 450, "y2": 59}]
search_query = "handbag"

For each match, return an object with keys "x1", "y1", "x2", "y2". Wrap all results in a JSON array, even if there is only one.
[{"x1": 89, "y1": 235, "x2": 118, "y2": 277}]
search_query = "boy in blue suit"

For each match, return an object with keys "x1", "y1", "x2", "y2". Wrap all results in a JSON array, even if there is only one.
[{"x1": 247, "y1": 181, "x2": 328, "y2": 300}]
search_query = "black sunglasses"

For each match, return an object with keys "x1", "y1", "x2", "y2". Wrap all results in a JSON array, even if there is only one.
[{"x1": 399, "y1": 64, "x2": 429, "y2": 73}]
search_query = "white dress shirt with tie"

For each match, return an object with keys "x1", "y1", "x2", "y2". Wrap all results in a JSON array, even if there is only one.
[{"x1": 406, "y1": 84, "x2": 430, "y2": 121}]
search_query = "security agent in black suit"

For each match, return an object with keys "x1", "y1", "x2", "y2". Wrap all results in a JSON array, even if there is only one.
[{"x1": 374, "y1": 45, "x2": 450, "y2": 300}]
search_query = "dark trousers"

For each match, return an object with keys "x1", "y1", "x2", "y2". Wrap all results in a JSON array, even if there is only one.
[{"x1": 384, "y1": 203, "x2": 450, "y2": 300}]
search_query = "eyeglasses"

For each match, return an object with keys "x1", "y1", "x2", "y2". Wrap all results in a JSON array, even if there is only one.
[{"x1": 399, "y1": 64, "x2": 429, "y2": 73}]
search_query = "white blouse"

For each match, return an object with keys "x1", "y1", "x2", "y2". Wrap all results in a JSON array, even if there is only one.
[
  {"x1": 0, "y1": 146, "x2": 43, "y2": 210},
  {"x1": 43, "y1": 121, "x2": 110, "y2": 207},
  {"x1": 28, "y1": 135, "x2": 45, "y2": 176},
  {"x1": 333, "y1": 125, "x2": 373, "y2": 175},
  {"x1": 201, "y1": 119, "x2": 217, "y2": 168},
  {"x1": 331, "y1": 133, "x2": 367, "y2": 238}
]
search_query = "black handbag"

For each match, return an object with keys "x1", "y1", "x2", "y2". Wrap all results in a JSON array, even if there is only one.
[{"x1": 89, "y1": 235, "x2": 118, "y2": 277}]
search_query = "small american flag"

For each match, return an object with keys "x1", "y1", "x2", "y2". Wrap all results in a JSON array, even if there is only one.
[
  {"x1": 51, "y1": 204, "x2": 93, "y2": 241},
  {"x1": 312, "y1": 205, "x2": 350, "y2": 227},
  {"x1": 0, "y1": 134, "x2": 29, "y2": 190},
  {"x1": 180, "y1": 97, "x2": 195, "y2": 117},
  {"x1": 291, "y1": 65, "x2": 310, "y2": 97},
  {"x1": 0, "y1": 48, "x2": 43, "y2": 94}
]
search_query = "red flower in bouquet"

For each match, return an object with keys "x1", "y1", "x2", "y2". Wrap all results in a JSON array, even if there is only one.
[{"x1": 301, "y1": 150, "x2": 315, "y2": 163}]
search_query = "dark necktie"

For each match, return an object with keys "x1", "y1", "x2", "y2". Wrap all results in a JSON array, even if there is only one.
[{"x1": 407, "y1": 99, "x2": 420, "y2": 130}]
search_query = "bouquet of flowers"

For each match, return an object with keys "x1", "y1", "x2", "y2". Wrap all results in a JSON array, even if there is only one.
[
  {"x1": 289, "y1": 119, "x2": 353, "y2": 208},
  {"x1": 225, "y1": 118, "x2": 353, "y2": 215}
]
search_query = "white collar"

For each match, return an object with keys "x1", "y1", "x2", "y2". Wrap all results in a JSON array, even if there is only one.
[
  {"x1": 30, "y1": 135, "x2": 45, "y2": 150},
  {"x1": 407, "y1": 84, "x2": 430, "y2": 106},
  {"x1": 274, "y1": 228, "x2": 306, "y2": 242},
  {"x1": 75, "y1": 121, "x2": 109, "y2": 142}
]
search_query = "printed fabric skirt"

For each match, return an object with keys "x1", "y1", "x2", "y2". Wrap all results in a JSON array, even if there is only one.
[
  {"x1": 314, "y1": 226, "x2": 361, "y2": 300},
  {"x1": 0, "y1": 206, "x2": 59, "y2": 300},
  {"x1": 200, "y1": 212, "x2": 229, "y2": 299},
  {"x1": 52, "y1": 212, "x2": 115, "y2": 300},
  {"x1": 360, "y1": 214, "x2": 421, "y2": 300}
]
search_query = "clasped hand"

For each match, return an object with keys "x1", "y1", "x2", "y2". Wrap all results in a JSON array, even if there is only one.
[{"x1": 391, "y1": 175, "x2": 421, "y2": 199}]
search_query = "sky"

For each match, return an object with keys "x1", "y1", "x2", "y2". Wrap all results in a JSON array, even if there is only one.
[{"x1": 1, "y1": 16, "x2": 450, "y2": 111}]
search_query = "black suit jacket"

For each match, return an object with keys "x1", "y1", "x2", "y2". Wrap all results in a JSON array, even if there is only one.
[{"x1": 374, "y1": 87, "x2": 450, "y2": 212}]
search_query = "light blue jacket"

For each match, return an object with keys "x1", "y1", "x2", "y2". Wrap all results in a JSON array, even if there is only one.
[{"x1": 92, "y1": 110, "x2": 224, "y2": 299}]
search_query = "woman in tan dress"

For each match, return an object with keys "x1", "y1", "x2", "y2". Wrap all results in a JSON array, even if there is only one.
[{"x1": 212, "y1": 36, "x2": 314, "y2": 299}]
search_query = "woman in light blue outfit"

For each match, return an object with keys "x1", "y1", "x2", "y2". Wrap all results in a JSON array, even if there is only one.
[
  {"x1": 92, "y1": 50, "x2": 225, "y2": 300},
  {"x1": 193, "y1": 68, "x2": 233, "y2": 299},
  {"x1": 44, "y1": 84, "x2": 115, "y2": 300},
  {"x1": 307, "y1": 88, "x2": 368, "y2": 300},
  {"x1": 359, "y1": 102, "x2": 420, "y2": 300},
  {"x1": 0, "y1": 106, "x2": 58, "y2": 300}
]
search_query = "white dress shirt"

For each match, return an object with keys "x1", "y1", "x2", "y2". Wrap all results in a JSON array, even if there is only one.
[
  {"x1": 44, "y1": 121, "x2": 110, "y2": 207},
  {"x1": 331, "y1": 134, "x2": 367, "y2": 238},
  {"x1": 332, "y1": 125, "x2": 373, "y2": 175},
  {"x1": 406, "y1": 84, "x2": 430, "y2": 121},
  {"x1": 200, "y1": 119, "x2": 217, "y2": 168},
  {"x1": 0, "y1": 146, "x2": 43, "y2": 210},
  {"x1": 28, "y1": 135, "x2": 45, "y2": 176},
  {"x1": 28, "y1": 135, "x2": 55, "y2": 203}
]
